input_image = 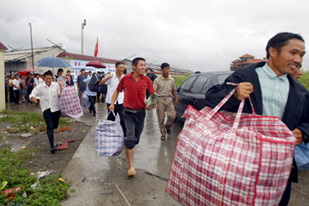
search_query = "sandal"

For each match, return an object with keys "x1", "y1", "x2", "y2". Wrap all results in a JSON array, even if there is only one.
[{"x1": 128, "y1": 168, "x2": 136, "y2": 176}]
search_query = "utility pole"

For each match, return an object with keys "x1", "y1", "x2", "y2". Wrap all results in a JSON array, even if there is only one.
[
  {"x1": 29, "y1": 22, "x2": 34, "y2": 68},
  {"x1": 81, "y1": 19, "x2": 86, "y2": 54}
]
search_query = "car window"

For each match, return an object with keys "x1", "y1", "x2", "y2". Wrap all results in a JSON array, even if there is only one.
[
  {"x1": 191, "y1": 75, "x2": 210, "y2": 94},
  {"x1": 215, "y1": 73, "x2": 231, "y2": 84},
  {"x1": 179, "y1": 76, "x2": 196, "y2": 93},
  {"x1": 201, "y1": 76, "x2": 211, "y2": 93}
]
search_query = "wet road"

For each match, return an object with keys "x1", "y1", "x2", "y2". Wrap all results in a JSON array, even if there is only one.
[{"x1": 6, "y1": 102, "x2": 309, "y2": 205}]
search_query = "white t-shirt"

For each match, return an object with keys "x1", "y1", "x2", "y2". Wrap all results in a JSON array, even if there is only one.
[
  {"x1": 105, "y1": 73, "x2": 124, "y2": 104},
  {"x1": 34, "y1": 78, "x2": 44, "y2": 87},
  {"x1": 13, "y1": 79, "x2": 21, "y2": 90},
  {"x1": 29, "y1": 82, "x2": 61, "y2": 112}
]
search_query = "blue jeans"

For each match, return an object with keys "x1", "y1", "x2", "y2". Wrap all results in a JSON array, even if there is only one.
[{"x1": 123, "y1": 109, "x2": 146, "y2": 149}]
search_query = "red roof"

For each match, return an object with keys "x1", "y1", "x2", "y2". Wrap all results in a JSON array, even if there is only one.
[
  {"x1": 0, "y1": 42, "x2": 7, "y2": 50},
  {"x1": 242, "y1": 59, "x2": 265, "y2": 64},
  {"x1": 232, "y1": 59, "x2": 241, "y2": 63},
  {"x1": 57, "y1": 51, "x2": 120, "y2": 63},
  {"x1": 240, "y1": 54, "x2": 254, "y2": 58}
]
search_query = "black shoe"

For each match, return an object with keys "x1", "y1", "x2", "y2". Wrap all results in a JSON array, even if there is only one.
[
  {"x1": 93, "y1": 112, "x2": 96, "y2": 116},
  {"x1": 50, "y1": 146, "x2": 57, "y2": 154}
]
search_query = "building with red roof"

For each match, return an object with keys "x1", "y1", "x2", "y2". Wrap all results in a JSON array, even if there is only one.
[{"x1": 230, "y1": 54, "x2": 266, "y2": 71}]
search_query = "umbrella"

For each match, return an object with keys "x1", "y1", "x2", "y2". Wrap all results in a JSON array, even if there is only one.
[
  {"x1": 24, "y1": 68, "x2": 38, "y2": 73},
  {"x1": 36, "y1": 57, "x2": 71, "y2": 68},
  {"x1": 86, "y1": 61, "x2": 106, "y2": 68},
  {"x1": 18, "y1": 71, "x2": 27, "y2": 76}
]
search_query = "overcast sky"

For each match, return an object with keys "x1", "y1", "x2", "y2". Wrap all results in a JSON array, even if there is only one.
[{"x1": 1, "y1": 0, "x2": 309, "y2": 72}]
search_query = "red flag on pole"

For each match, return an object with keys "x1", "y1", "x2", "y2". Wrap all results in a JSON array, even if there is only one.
[{"x1": 94, "y1": 36, "x2": 98, "y2": 57}]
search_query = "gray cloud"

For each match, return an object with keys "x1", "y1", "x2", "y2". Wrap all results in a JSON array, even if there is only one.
[{"x1": 1, "y1": 0, "x2": 308, "y2": 72}]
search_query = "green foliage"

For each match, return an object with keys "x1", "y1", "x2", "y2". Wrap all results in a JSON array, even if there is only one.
[
  {"x1": 0, "y1": 110, "x2": 69, "y2": 133},
  {"x1": 172, "y1": 74, "x2": 192, "y2": 87},
  {"x1": 299, "y1": 71, "x2": 309, "y2": 90},
  {"x1": 0, "y1": 148, "x2": 71, "y2": 205}
]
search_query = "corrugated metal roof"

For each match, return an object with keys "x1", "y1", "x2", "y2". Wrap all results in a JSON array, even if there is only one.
[{"x1": 5, "y1": 46, "x2": 57, "y2": 61}]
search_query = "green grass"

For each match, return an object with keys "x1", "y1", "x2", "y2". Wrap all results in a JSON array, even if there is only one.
[
  {"x1": 172, "y1": 74, "x2": 192, "y2": 87},
  {"x1": 0, "y1": 110, "x2": 69, "y2": 133},
  {"x1": 0, "y1": 148, "x2": 71, "y2": 205},
  {"x1": 299, "y1": 72, "x2": 309, "y2": 90}
]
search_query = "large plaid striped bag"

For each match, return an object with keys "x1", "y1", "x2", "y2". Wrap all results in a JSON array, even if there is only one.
[
  {"x1": 59, "y1": 86, "x2": 84, "y2": 119},
  {"x1": 95, "y1": 112, "x2": 124, "y2": 156},
  {"x1": 166, "y1": 88, "x2": 296, "y2": 206}
]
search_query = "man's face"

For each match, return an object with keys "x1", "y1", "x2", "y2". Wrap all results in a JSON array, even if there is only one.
[
  {"x1": 116, "y1": 64, "x2": 125, "y2": 74},
  {"x1": 269, "y1": 39, "x2": 306, "y2": 76},
  {"x1": 81, "y1": 70, "x2": 85, "y2": 75},
  {"x1": 291, "y1": 65, "x2": 303, "y2": 80},
  {"x1": 133, "y1": 60, "x2": 146, "y2": 75},
  {"x1": 16, "y1": 75, "x2": 19, "y2": 80},
  {"x1": 44, "y1": 75, "x2": 53, "y2": 86},
  {"x1": 162, "y1": 67, "x2": 170, "y2": 76}
]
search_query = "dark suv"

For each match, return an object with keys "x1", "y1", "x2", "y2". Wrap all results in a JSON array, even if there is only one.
[{"x1": 175, "y1": 71, "x2": 232, "y2": 121}]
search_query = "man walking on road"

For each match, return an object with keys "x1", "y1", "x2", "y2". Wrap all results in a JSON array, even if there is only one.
[
  {"x1": 205, "y1": 32, "x2": 309, "y2": 206},
  {"x1": 30, "y1": 70, "x2": 63, "y2": 154},
  {"x1": 99, "y1": 62, "x2": 126, "y2": 136},
  {"x1": 109, "y1": 57, "x2": 156, "y2": 176},
  {"x1": 77, "y1": 69, "x2": 87, "y2": 100},
  {"x1": 153, "y1": 63, "x2": 179, "y2": 140}
]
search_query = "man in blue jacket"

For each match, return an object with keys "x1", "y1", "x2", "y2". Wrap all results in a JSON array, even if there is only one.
[{"x1": 205, "y1": 32, "x2": 309, "y2": 206}]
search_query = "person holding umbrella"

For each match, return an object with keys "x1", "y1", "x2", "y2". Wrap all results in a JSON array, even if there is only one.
[{"x1": 30, "y1": 70, "x2": 63, "y2": 153}]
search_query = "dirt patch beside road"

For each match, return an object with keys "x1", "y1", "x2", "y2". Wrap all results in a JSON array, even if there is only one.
[{"x1": 0, "y1": 119, "x2": 90, "y2": 174}]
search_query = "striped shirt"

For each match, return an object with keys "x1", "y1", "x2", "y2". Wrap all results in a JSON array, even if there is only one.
[{"x1": 256, "y1": 63, "x2": 289, "y2": 119}]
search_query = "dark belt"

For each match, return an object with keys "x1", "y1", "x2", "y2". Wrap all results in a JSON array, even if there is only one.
[{"x1": 124, "y1": 108, "x2": 145, "y2": 114}]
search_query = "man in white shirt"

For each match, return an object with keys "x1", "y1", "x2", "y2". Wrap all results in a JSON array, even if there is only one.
[
  {"x1": 30, "y1": 70, "x2": 63, "y2": 154},
  {"x1": 99, "y1": 62, "x2": 126, "y2": 136},
  {"x1": 34, "y1": 74, "x2": 44, "y2": 87},
  {"x1": 12, "y1": 74, "x2": 21, "y2": 104}
]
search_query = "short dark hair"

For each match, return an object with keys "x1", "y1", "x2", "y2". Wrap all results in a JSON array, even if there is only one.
[
  {"x1": 80, "y1": 69, "x2": 85, "y2": 72},
  {"x1": 115, "y1": 62, "x2": 124, "y2": 68},
  {"x1": 266, "y1": 32, "x2": 305, "y2": 59},
  {"x1": 15, "y1": 74, "x2": 19, "y2": 77},
  {"x1": 58, "y1": 68, "x2": 64, "y2": 73},
  {"x1": 43, "y1": 70, "x2": 53, "y2": 77},
  {"x1": 161, "y1": 63, "x2": 170, "y2": 69},
  {"x1": 132, "y1": 57, "x2": 146, "y2": 67},
  {"x1": 146, "y1": 68, "x2": 152, "y2": 72}
]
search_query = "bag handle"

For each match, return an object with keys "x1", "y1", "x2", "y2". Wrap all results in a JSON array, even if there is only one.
[
  {"x1": 103, "y1": 111, "x2": 116, "y2": 120},
  {"x1": 204, "y1": 82, "x2": 255, "y2": 136}
]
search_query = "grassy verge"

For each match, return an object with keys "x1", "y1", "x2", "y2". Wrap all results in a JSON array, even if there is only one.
[
  {"x1": 299, "y1": 71, "x2": 309, "y2": 90},
  {"x1": 172, "y1": 74, "x2": 192, "y2": 87},
  {"x1": 0, "y1": 110, "x2": 69, "y2": 134},
  {"x1": 0, "y1": 148, "x2": 71, "y2": 205}
]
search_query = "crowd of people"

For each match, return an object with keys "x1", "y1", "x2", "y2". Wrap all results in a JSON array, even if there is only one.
[{"x1": 3, "y1": 31, "x2": 309, "y2": 206}]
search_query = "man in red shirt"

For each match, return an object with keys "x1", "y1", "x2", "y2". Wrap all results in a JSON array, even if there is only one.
[{"x1": 109, "y1": 57, "x2": 156, "y2": 176}]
